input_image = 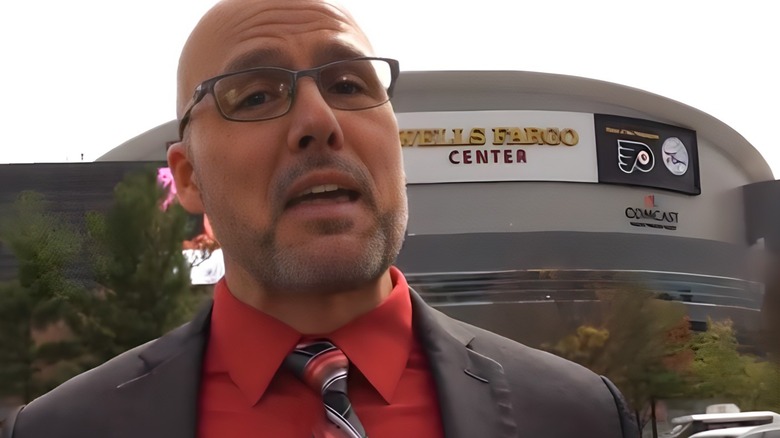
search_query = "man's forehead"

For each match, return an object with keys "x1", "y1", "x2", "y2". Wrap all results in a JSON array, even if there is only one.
[
  {"x1": 176, "y1": 0, "x2": 372, "y2": 115},
  {"x1": 223, "y1": 42, "x2": 368, "y2": 73}
]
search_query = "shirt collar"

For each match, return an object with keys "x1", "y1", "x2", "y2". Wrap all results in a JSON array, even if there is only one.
[
  {"x1": 207, "y1": 266, "x2": 413, "y2": 405},
  {"x1": 207, "y1": 278, "x2": 300, "y2": 406},
  {"x1": 329, "y1": 266, "x2": 413, "y2": 404}
]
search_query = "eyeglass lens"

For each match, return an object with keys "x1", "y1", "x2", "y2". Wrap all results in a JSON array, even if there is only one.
[{"x1": 213, "y1": 58, "x2": 393, "y2": 121}]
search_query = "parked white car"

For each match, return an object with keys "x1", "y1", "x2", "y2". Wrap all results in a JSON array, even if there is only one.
[
  {"x1": 736, "y1": 424, "x2": 780, "y2": 438},
  {"x1": 691, "y1": 424, "x2": 780, "y2": 438},
  {"x1": 664, "y1": 411, "x2": 780, "y2": 438},
  {"x1": 689, "y1": 427, "x2": 760, "y2": 437}
]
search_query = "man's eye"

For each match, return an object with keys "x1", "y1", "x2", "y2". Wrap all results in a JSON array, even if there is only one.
[
  {"x1": 221, "y1": 79, "x2": 287, "y2": 113},
  {"x1": 328, "y1": 77, "x2": 366, "y2": 95},
  {"x1": 241, "y1": 92, "x2": 268, "y2": 107},
  {"x1": 222, "y1": 87, "x2": 271, "y2": 110}
]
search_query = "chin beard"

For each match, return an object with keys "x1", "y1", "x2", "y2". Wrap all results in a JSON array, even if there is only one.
[{"x1": 231, "y1": 208, "x2": 406, "y2": 296}]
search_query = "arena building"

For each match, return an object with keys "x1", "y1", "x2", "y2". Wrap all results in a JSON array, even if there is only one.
[{"x1": 97, "y1": 70, "x2": 779, "y2": 347}]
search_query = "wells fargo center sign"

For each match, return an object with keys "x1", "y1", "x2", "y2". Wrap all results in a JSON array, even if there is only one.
[
  {"x1": 397, "y1": 111, "x2": 700, "y2": 195},
  {"x1": 396, "y1": 110, "x2": 598, "y2": 184}
]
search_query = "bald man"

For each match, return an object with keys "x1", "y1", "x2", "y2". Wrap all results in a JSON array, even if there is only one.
[{"x1": 2, "y1": 1, "x2": 638, "y2": 437}]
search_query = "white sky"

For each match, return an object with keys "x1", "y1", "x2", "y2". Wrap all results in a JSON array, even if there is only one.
[{"x1": 1, "y1": 0, "x2": 777, "y2": 178}]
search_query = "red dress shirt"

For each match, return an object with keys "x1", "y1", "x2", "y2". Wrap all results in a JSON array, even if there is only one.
[{"x1": 198, "y1": 267, "x2": 444, "y2": 437}]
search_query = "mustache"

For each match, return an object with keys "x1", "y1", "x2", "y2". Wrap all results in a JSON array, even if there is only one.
[{"x1": 270, "y1": 153, "x2": 378, "y2": 212}]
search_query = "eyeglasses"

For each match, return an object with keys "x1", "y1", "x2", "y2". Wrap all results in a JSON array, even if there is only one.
[{"x1": 178, "y1": 57, "x2": 400, "y2": 139}]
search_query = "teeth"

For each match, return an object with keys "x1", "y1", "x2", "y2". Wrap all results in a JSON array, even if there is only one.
[{"x1": 298, "y1": 184, "x2": 340, "y2": 196}]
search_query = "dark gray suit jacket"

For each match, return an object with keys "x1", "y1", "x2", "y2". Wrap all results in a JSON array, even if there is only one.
[{"x1": 3, "y1": 291, "x2": 638, "y2": 438}]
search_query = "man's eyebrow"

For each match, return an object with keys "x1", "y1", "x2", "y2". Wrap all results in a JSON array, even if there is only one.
[{"x1": 224, "y1": 48, "x2": 286, "y2": 73}]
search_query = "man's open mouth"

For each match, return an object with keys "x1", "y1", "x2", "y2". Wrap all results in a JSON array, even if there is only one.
[{"x1": 285, "y1": 184, "x2": 361, "y2": 208}]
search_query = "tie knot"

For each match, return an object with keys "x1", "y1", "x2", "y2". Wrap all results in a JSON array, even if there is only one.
[
  {"x1": 285, "y1": 340, "x2": 349, "y2": 394},
  {"x1": 284, "y1": 340, "x2": 368, "y2": 437}
]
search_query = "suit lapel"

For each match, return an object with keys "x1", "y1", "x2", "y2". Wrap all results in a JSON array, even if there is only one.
[
  {"x1": 111, "y1": 303, "x2": 212, "y2": 438},
  {"x1": 410, "y1": 291, "x2": 518, "y2": 438}
]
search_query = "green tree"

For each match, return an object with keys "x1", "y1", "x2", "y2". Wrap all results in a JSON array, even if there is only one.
[
  {"x1": 741, "y1": 357, "x2": 780, "y2": 412},
  {"x1": 688, "y1": 319, "x2": 780, "y2": 412},
  {"x1": 544, "y1": 287, "x2": 690, "y2": 435},
  {"x1": 688, "y1": 319, "x2": 746, "y2": 400},
  {"x1": 84, "y1": 167, "x2": 199, "y2": 362},
  {"x1": 0, "y1": 192, "x2": 92, "y2": 402}
]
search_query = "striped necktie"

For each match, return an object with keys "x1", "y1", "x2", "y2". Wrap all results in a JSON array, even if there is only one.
[{"x1": 285, "y1": 340, "x2": 368, "y2": 438}]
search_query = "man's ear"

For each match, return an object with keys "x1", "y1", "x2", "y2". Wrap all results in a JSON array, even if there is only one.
[{"x1": 167, "y1": 142, "x2": 205, "y2": 214}]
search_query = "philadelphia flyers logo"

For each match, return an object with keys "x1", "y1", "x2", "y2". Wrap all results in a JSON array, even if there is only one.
[{"x1": 617, "y1": 140, "x2": 655, "y2": 174}]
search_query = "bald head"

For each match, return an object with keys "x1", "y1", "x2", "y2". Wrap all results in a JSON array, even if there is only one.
[{"x1": 176, "y1": 0, "x2": 373, "y2": 119}]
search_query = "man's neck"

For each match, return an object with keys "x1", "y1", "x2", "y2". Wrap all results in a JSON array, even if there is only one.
[{"x1": 221, "y1": 264, "x2": 394, "y2": 334}]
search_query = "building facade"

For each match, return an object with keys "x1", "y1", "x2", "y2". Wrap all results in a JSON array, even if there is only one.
[{"x1": 97, "y1": 70, "x2": 779, "y2": 347}]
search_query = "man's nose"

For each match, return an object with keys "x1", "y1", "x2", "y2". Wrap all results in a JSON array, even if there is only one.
[{"x1": 286, "y1": 77, "x2": 344, "y2": 152}]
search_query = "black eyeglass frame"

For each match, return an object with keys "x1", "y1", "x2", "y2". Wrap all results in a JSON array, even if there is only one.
[{"x1": 177, "y1": 56, "x2": 400, "y2": 140}]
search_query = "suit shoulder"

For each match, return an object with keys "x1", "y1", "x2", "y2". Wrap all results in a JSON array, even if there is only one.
[
  {"x1": 9, "y1": 321, "x2": 198, "y2": 437},
  {"x1": 445, "y1": 315, "x2": 628, "y2": 417},
  {"x1": 449, "y1": 315, "x2": 596, "y2": 377},
  {"x1": 422, "y1": 304, "x2": 636, "y2": 437}
]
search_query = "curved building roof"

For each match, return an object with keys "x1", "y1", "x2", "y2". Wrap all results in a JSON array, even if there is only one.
[{"x1": 97, "y1": 70, "x2": 774, "y2": 181}]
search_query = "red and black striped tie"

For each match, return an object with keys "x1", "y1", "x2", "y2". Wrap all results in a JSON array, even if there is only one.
[{"x1": 285, "y1": 340, "x2": 368, "y2": 438}]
